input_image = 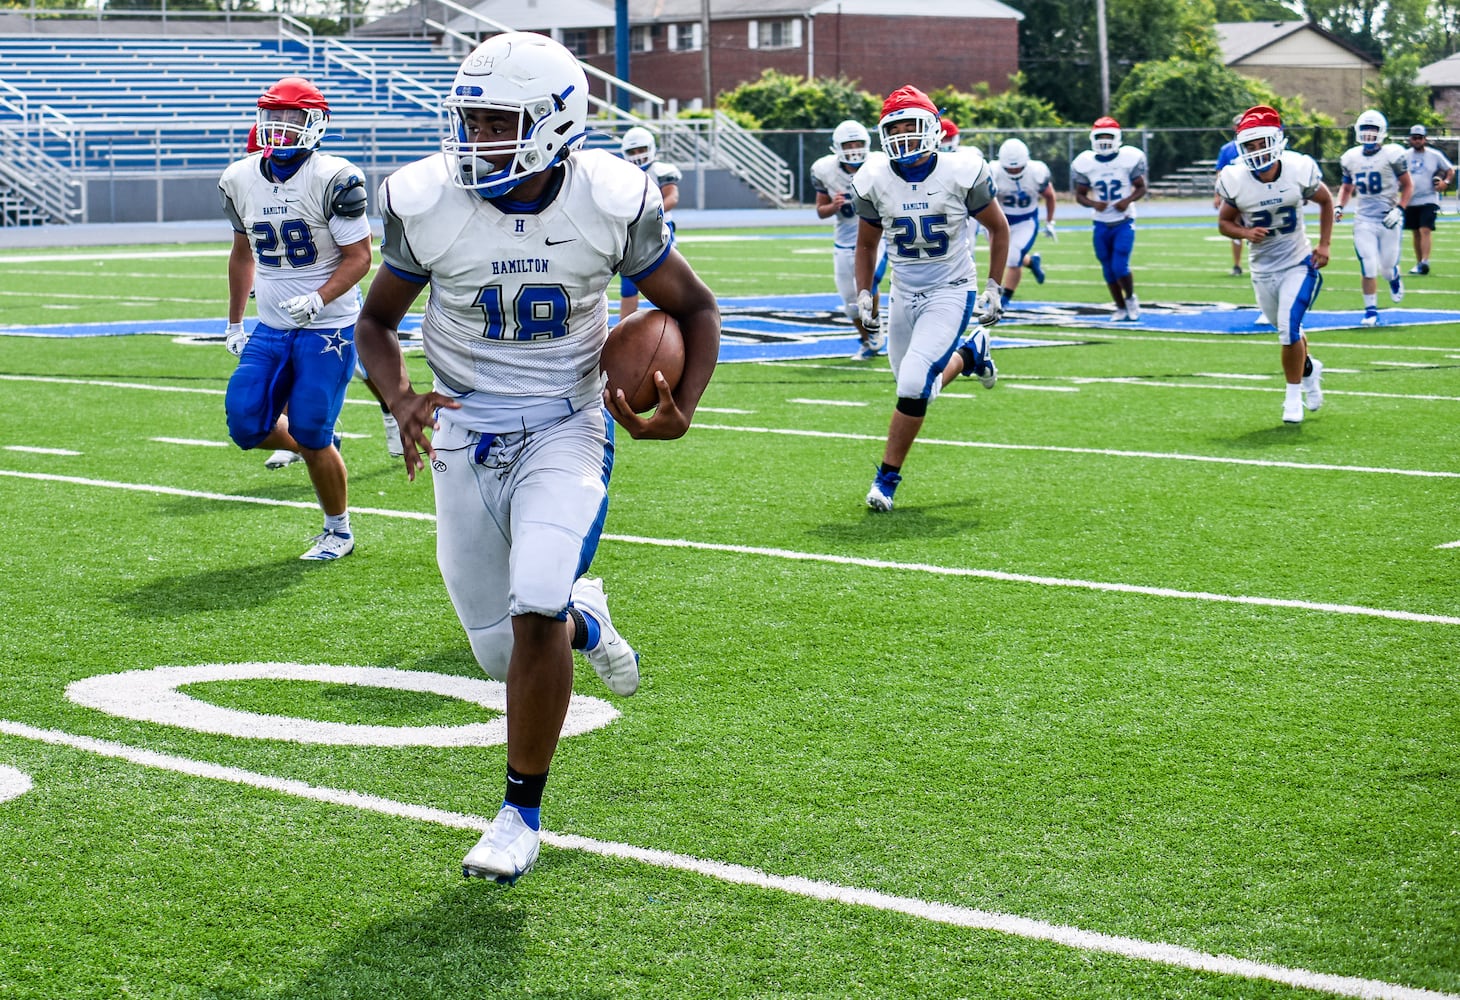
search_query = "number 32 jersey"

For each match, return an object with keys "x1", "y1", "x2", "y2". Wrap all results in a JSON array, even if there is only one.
[
  {"x1": 850, "y1": 148, "x2": 996, "y2": 294},
  {"x1": 377, "y1": 149, "x2": 671, "y2": 420},
  {"x1": 1215, "y1": 151, "x2": 1324, "y2": 274}
]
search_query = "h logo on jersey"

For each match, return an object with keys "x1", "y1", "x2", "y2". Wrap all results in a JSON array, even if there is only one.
[{"x1": 515, "y1": 219, "x2": 525, "y2": 233}]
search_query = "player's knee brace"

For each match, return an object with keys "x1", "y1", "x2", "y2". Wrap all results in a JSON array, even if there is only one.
[{"x1": 895, "y1": 396, "x2": 929, "y2": 418}]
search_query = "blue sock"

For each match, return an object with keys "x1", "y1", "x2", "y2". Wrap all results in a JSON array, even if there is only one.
[
  {"x1": 504, "y1": 802, "x2": 541, "y2": 831},
  {"x1": 579, "y1": 609, "x2": 602, "y2": 649}
]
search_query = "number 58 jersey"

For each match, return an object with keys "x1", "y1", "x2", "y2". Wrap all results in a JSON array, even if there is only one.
[
  {"x1": 1215, "y1": 151, "x2": 1324, "y2": 274},
  {"x1": 377, "y1": 149, "x2": 671, "y2": 416}
]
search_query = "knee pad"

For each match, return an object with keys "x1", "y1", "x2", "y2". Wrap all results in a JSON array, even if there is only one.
[
  {"x1": 464, "y1": 621, "x2": 514, "y2": 682},
  {"x1": 895, "y1": 396, "x2": 928, "y2": 418}
]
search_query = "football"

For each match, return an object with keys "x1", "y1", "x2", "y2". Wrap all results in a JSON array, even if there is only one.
[{"x1": 600, "y1": 309, "x2": 686, "y2": 414}]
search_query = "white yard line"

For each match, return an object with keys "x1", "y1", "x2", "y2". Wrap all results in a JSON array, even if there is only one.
[
  {"x1": 1, "y1": 718, "x2": 1453, "y2": 1000},
  {"x1": 0, "y1": 469, "x2": 1454, "y2": 624}
]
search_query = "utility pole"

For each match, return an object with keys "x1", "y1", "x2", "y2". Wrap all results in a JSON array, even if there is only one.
[{"x1": 1096, "y1": 0, "x2": 1110, "y2": 115}]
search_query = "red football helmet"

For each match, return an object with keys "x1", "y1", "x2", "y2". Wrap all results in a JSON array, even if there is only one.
[
  {"x1": 245, "y1": 124, "x2": 263, "y2": 154},
  {"x1": 1090, "y1": 116, "x2": 1121, "y2": 154},
  {"x1": 938, "y1": 118, "x2": 960, "y2": 152},
  {"x1": 256, "y1": 77, "x2": 329, "y2": 153},
  {"x1": 878, "y1": 85, "x2": 939, "y2": 164}
]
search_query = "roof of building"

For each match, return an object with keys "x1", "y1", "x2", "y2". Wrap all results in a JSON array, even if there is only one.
[
  {"x1": 1418, "y1": 51, "x2": 1460, "y2": 88},
  {"x1": 1214, "y1": 20, "x2": 1379, "y2": 68}
]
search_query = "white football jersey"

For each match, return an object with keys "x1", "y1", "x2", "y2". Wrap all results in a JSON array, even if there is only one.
[
  {"x1": 219, "y1": 152, "x2": 370, "y2": 330},
  {"x1": 1070, "y1": 145, "x2": 1148, "y2": 223},
  {"x1": 1215, "y1": 151, "x2": 1324, "y2": 274},
  {"x1": 990, "y1": 159, "x2": 1052, "y2": 224},
  {"x1": 645, "y1": 160, "x2": 682, "y2": 224},
  {"x1": 1405, "y1": 146, "x2": 1454, "y2": 208},
  {"x1": 809, "y1": 153, "x2": 862, "y2": 248},
  {"x1": 850, "y1": 148, "x2": 996, "y2": 294},
  {"x1": 1340, "y1": 143, "x2": 1409, "y2": 221},
  {"x1": 378, "y1": 149, "x2": 671, "y2": 428}
]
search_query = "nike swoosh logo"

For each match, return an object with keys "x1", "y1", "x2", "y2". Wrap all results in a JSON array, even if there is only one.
[
  {"x1": 544, "y1": 237, "x2": 575, "y2": 246},
  {"x1": 507, "y1": 775, "x2": 524, "y2": 785}
]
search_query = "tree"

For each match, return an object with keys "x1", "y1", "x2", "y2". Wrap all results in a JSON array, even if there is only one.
[
  {"x1": 930, "y1": 75, "x2": 1066, "y2": 130},
  {"x1": 717, "y1": 70, "x2": 878, "y2": 130},
  {"x1": 1213, "y1": 0, "x2": 1302, "y2": 18},
  {"x1": 1359, "y1": 51, "x2": 1446, "y2": 131}
]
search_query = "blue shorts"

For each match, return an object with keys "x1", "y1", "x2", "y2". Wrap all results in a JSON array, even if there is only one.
[
  {"x1": 225, "y1": 322, "x2": 356, "y2": 451},
  {"x1": 1092, "y1": 219, "x2": 1136, "y2": 284}
]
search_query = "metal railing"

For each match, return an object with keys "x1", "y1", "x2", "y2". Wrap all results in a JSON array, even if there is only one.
[
  {"x1": 322, "y1": 38, "x2": 380, "y2": 103},
  {"x1": 0, "y1": 121, "x2": 83, "y2": 225}
]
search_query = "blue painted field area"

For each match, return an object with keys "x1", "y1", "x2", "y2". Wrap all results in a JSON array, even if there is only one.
[{"x1": 4, "y1": 292, "x2": 1455, "y2": 366}]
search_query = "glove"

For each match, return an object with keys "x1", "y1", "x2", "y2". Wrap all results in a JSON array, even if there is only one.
[
  {"x1": 281, "y1": 291, "x2": 324, "y2": 326},
  {"x1": 856, "y1": 289, "x2": 879, "y2": 332},
  {"x1": 1042, "y1": 220, "x2": 1057, "y2": 241},
  {"x1": 972, "y1": 278, "x2": 1003, "y2": 327},
  {"x1": 224, "y1": 322, "x2": 249, "y2": 357},
  {"x1": 1383, "y1": 206, "x2": 1403, "y2": 229},
  {"x1": 1334, "y1": 206, "x2": 1345, "y2": 223}
]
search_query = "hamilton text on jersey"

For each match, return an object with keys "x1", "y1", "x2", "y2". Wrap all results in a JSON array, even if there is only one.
[{"x1": 491, "y1": 258, "x2": 551, "y2": 275}]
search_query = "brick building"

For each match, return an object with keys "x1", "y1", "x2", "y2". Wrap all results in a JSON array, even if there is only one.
[{"x1": 363, "y1": 0, "x2": 1023, "y2": 113}]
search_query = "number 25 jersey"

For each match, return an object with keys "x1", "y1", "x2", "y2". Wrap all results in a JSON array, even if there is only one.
[{"x1": 1215, "y1": 151, "x2": 1323, "y2": 274}]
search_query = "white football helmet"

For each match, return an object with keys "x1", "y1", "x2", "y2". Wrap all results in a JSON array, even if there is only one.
[
  {"x1": 442, "y1": 32, "x2": 589, "y2": 197},
  {"x1": 1234, "y1": 106, "x2": 1285, "y2": 173},
  {"x1": 831, "y1": 120, "x2": 870, "y2": 166},
  {"x1": 879, "y1": 107, "x2": 939, "y2": 164},
  {"x1": 256, "y1": 77, "x2": 329, "y2": 162},
  {"x1": 1355, "y1": 109, "x2": 1387, "y2": 152},
  {"x1": 1090, "y1": 116, "x2": 1121, "y2": 154},
  {"x1": 998, "y1": 138, "x2": 1030, "y2": 176},
  {"x1": 621, "y1": 125, "x2": 656, "y2": 167}
]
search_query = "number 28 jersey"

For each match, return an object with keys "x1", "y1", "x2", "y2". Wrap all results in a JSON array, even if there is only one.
[
  {"x1": 850, "y1": 148, "x2": 996, "y2": 294},
  {"x1": 1215, "y1": 151, "x2": 1323, "y2": 274},
  {"x1": 377, "y1": 149, "x2": 671, "y2": 423}
]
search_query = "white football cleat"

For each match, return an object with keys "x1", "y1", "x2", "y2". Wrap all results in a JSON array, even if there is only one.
[
  {"x1": 265, "y1": 449, "x2": 303, "y2": 469},
  {"x1": 1108, "y1": 307, "x2": 1128, "y2": 322},
  {"x1": 865, "y1": 469, "x2": 901, "y2": 512},
  {"x1": 300, "y1": 529, "x2": 354, "y2": 561},
  {"x1": 1389, "y1": 276, "x2": 1404, "y2": 303},
  {"x1": 571, "y1": 576, "x2": 639, "y2": 696},
  {"x1": 1360, "y1": 307, "x2": 1380, "y2": 327},
  {"x1": 1124, "y1": 297, "x2": 1141, "y2": 321},
  {"x1": 463, "y1": 805, "x2": 540, "y2": 885},
  {"x1": 1282, "y1": 398, "x2": 1304, "y2": 424},
  {"x1": 1302, "y1": 357, "x2": 1324, "y2": 412},
  {"x1": 382, "y1": 412, "x2": 404, "y2": 458}
]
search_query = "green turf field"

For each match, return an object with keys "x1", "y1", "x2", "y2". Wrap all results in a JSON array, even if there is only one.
[{"x1": 0, "y1": 217, "x2": 1457, "y2": 1000}]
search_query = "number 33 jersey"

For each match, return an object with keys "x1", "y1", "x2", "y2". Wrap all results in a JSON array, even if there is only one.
[
  {"x1": 850, "y1": 148, "x2": 996, "y2": 294},
  {"x1": 1215, "y1": 151, "x2": 1324, "y2": 274},
  {"x1": 219, "y1": 152, "x2": 370, "y2": 330},
  {"x1": 377, "y1": 149, "x2": 671, "y2": 414}
]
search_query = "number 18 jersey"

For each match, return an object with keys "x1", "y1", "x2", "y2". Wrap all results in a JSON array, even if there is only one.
[{"x1": 1215, "y1": 151, "x2": 1323, "y2": 275}]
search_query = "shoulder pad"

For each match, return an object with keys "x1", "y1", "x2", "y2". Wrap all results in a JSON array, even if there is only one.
[
  {"x1": 575, "y1": 150, "x2": 657, "y2": 219},
  {"x1": 329, "y1": 170, "x2": 368, "y2": 219},
  {"x1": 382, "y1": 156, "x2": 452, "y2": 219}
]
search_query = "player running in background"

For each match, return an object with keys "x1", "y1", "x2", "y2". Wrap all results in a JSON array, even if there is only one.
[
  {"x1": 990, "y1": 138, "x2": 1056, "y2": 308},
  {"x1": 852, "y1": 85, "x2": 1007, "y2": 512},
  {"x1": 353, "y1": 33, "x2": 720, "y2": 887},
  {"x1": 1215, "y1": 105, "x2": 1334, "y2": 425},
  {"x1": 810, "y1": 119, "x2": 887, "y2": 359},
  {"x1": 1212, "y1": 113, "x2": 1246, "y2": 276},
  {"x1": 220, "y1": 76, "x2": 371, "y2": 560},
  {"x1": 1072, "y1": 117, "x2": 1148, "y2": 321},
  {"x1": 1336, "y1": 109, "x2": 1412, "y2": 326},
  {"x1": 1402, "y1": 124, "x2": 1454, "y2": 276},
  {"x1": 618, "y1": 125, "x2": 681, "y2": 320}
]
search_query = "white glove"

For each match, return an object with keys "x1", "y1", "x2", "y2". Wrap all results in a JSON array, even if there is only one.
[
  {"x1": 281, "y1": 291, "x2": 324, "y2": 326},
  {"x1": 972, "y1": 278, "x2": 1003, "y2": 327},
  {"x1": 1383, "y1": 206, "x2": 1403, "y2": 229},
  {"x1": 224, "y1": 322, "x2": 249, "y2": 357},
  {"x1": 1334, "y1": 205, "x2": 1345, "y2": 223},
  {"x1": 1042, "y1": 220, "x2": 1057, "y2": 241},
  {"x1": 856, "y1": 289, "x2": 879, "y2": 332}
]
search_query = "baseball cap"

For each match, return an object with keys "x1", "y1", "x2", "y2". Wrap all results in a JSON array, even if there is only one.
[{"x1": 1410, "y1": 124, "x2": 1427, "y2": 136}]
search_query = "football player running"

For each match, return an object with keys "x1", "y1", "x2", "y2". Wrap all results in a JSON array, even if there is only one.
[
  {"x1": 1215, "y1": 105, "x2": 1335, "y2": 425},
  {"x1": 1071, "y1": 117, "x2": 1148, "y2": 321},
  {"x1": 219, "y1": 76, "x2": 371, "y2": 560},
  {"x1": 810, "y1": 119, "x2": 887, "y2": 358},
  {"x1": 617, "y1": 125, "x2": 681, "y2": 320},
  {"x1": 1336, "y1": 109, "x2": 1412, "y2": 326},
  {"x1": 353, "y1": 33, "x2": 720, "y2": 887},
  {"x1": 990, "y1": 138, "x2": 1056, "y2": 308},
  {"x1": 852, "y1": 85, "x2": 1008, "y2": 512}
]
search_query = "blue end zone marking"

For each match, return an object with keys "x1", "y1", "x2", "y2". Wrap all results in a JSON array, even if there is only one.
[{"x1": 7, "y1": 295, "x2": 1459, "y2": 366}]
